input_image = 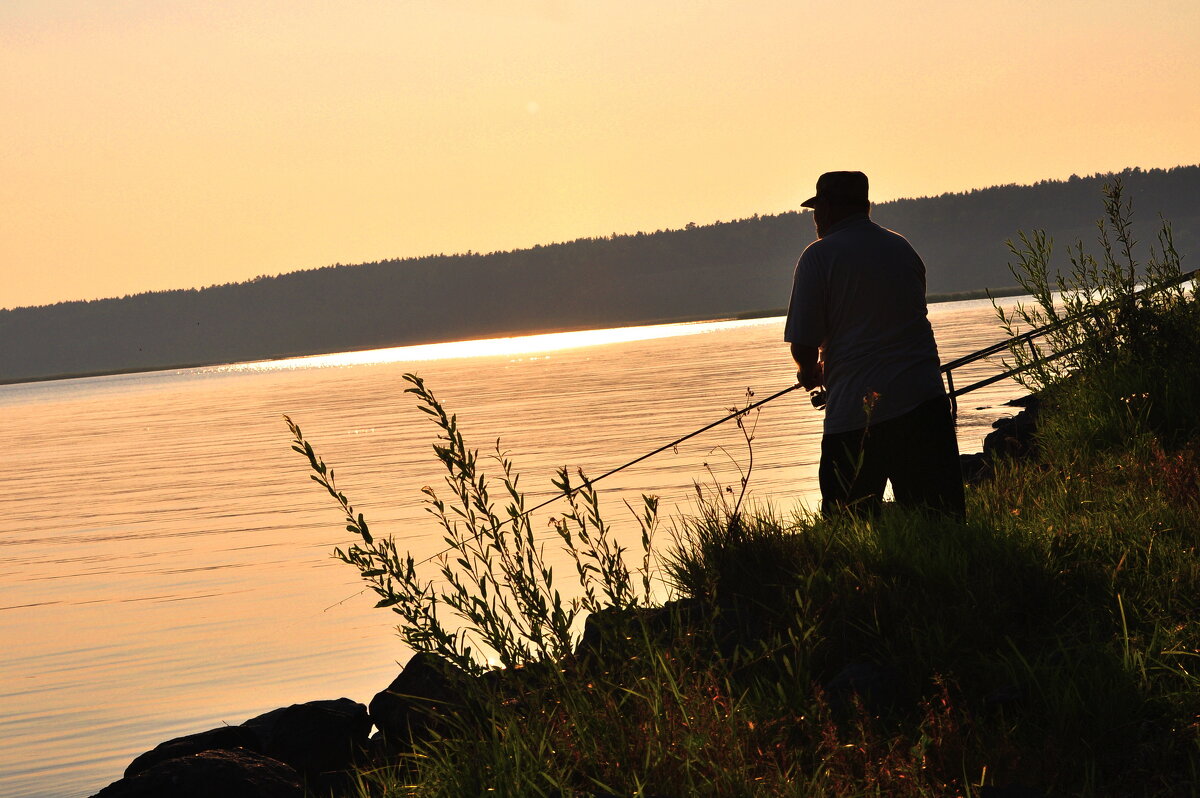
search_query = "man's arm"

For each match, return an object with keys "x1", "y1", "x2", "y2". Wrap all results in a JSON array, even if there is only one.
[
  {"x1": 792, "y1": 341, "x2": 823, "y2": 390},
  {"x1": 784, "y1": 245, "x2": 826, "y2": 390}
]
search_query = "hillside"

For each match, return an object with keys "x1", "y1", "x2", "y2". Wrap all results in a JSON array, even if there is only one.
[{"x1": 3, "y1": 165, "x2": 1198, "y2": 383}]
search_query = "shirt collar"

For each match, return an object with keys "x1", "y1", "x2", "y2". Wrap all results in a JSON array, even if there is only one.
[{"x1": 825, "y1": 213, "x2": 871, "y2": 237}]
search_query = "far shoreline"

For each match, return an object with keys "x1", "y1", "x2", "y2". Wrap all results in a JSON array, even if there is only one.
[{"x1": 0, "y1": 286, "x2": 1027, "y2": 387}]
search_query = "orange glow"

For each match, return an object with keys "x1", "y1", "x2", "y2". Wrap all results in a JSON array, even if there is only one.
[{"x1": 2, "y1": 1, "x2": 1198, "y2": 310}]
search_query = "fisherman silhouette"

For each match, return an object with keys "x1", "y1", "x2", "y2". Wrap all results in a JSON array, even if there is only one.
[{"x1": 786, "y1": 171, "x2": 965, "y2": 519}]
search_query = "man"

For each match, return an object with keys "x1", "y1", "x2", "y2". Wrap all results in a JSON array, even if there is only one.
[{"x1": 785, "y1": 171, "x2": 965, "y2": 519}]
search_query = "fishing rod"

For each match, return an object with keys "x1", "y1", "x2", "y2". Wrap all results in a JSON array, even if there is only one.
[
  {"x1": 301, "y1": 378, "x2": 819, "y2": 610},
  {"x1": 406, "y1": 302, "x2": 1085, "y2": 568},
  {"x1": 319, "y1": 265, "x2": 1200, "y2": 591},
  {"x1": 411, "y1": 380, "x2": 813, "y2": 566},
  {"x1": 326, "y1": 306, "x2": 1068, "y2": 574}
]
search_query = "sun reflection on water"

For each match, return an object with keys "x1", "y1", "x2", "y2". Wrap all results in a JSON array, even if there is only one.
[{"x1": 212, "y1": 317, "x2": 781, "y2": 373}]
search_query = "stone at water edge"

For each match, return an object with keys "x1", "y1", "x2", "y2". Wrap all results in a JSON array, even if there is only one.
[
  {"x1": 241, "y1": 697, "x2": 372, "y2": 778},
  {"x1": 123, "y1": 724, "x2": 262, "y2": 778},
  {"x1": 574, "y1": 599, "x2": 706, "y2": 663},
  {"x1": 370, "y1": 651, "x2": 474, "y2": 748},
  {"x1": 961, "y1": 395, "x2": 1043, "y2": 484},
  {"x1": 983, "y1": 407, "x2": 1040, "y2": 460},
  {"x1": 91, "y1": 748, "x2": 302, "y2": 798}
]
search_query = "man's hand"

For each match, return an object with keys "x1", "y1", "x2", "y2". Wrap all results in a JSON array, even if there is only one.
[
  {"x1": 791, "y1": 342, "x2": 824, "y2": 390},
  {"x1": 798, "y1": 361, "x2": 824, "y2": 390}
]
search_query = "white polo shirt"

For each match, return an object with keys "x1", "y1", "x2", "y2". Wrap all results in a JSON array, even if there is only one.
[{"x1": 784, "y1": 214, "x2": 945, "y2": 434}]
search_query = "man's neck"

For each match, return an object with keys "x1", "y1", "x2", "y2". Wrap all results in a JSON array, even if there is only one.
[{"x1": 818, "y1": 211, "x2": 870, "y2": 238}]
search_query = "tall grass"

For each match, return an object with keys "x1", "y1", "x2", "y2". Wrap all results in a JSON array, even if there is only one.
[
  {"x1": 288, "y1": 185, "x2": 1200, "y2": 796},
  {"x1": 994, "y1": 178, "x2": 1191, "y2": 391}
]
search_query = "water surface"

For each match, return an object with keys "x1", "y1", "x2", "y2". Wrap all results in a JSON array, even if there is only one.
[{"x1": 0, "y1": 299, "x2": 1024, "y2": 797}]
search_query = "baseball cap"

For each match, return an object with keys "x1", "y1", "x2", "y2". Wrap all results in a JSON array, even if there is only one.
[{"x1": 800, "y1": 171, "x2": 869, "y2": 208}]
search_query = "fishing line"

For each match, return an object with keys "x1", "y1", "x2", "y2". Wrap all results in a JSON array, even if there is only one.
[
  {"x1": 322, "y1": 267, "x2": 1200, "y2": 605},
  {"x1": 410, "y1": 381, "x2": 807, "y2": 566},
  {"x1": 404, "y1": 266, "x2": 1199, "y2": 570},
  {"x1": 316, "y1": 381, "x2": 807, "y2": 612}
]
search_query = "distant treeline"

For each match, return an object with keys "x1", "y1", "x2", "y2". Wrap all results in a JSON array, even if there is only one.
[{"x1": 3, "y1": 165, "x2": 1198, "y2": 383}]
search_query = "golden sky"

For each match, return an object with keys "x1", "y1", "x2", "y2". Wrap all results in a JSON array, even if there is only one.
[{"x1": 3, "y1": 0, "x2": 1198, "y2": 310}]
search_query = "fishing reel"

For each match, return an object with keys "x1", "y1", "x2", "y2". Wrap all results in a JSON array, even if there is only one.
[
  {"x1": 797, "y1": 369, "x2": 827, "y2": 410},
  {"x1": 796, "y1": 370, "x2": 828, "y2": 410}
]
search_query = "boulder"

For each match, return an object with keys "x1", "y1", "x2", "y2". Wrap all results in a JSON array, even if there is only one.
[
  {"x1": 475, "y1": 658, "x2": 570, "y2": 715},
  {"x1": 124, "y1": 725, "x2": 261, "y2": 778},
  {"x1": 960, "y1": 452, "x2": 991, "y2": 484},
  {"x1": 961, "y1": 396, "x2": 1043, "y2": 484},
  {"x1": 92, "y1": 748, "x2": 301, "y2": 798},
  {"x1": 241, "y1": 697, "x2": 371, "y2": 779},
  {"x1": 574, "y1": 599, "x2": 705, "y2": 663},
  {"x1": 983, "y1": 407, "x2": 1039, "y2": 460},
  {"x1": 370, "y1": 652, "x2": 473, "y2": 748}
]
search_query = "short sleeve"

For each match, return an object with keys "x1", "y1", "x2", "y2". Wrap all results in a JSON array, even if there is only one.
[{"x1": 783, "y1": 247, "x2": 826, "y2": 346}]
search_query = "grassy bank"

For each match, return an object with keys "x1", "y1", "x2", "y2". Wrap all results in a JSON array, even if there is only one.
[
  {"x1": 290, "y1": 183, "x2": 1199, "y2": 797},
  {"x1": 336, "y1": 386, "x2": 1198, "y2": 796}
]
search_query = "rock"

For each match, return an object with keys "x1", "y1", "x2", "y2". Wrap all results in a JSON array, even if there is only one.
[
  {"x1": 124, "y1": 725, "x2": 261, "y2": 778},
  {"x1": 363, "y1": 729, "x2": 391, "y2": 763},
  {"x1": 962, "y1": 397, "x2": 1043, "y2": 484},
  {"x1": 960, "y1": 452, "x2": 992, "y2": 484},
  {"x1": 479, "y1": 658, "x2": 562, "y2": 695},
  {"x1": 575, "y1": 599, "x2": 705, "y2": 663},
  {"x1": 1005, "y1": 393, "x2": 1040, "y2": 408},
  {"x1": 92, "y1": 748, "x2": 302, "y2": 798},
  {"x1": 575, "y1": 606, "x2": 640, "y2": 662},
  {"x1": 983, "y1": 408, "x2": 1039, "y2": 460},
  {"x1": 370, "y1": 653, "x2": 473, "y2": 748},
  {"x1": 241, "y1": 697, "x2": 371, "y2": 779}
]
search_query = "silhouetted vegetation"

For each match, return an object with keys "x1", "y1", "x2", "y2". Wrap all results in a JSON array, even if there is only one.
[
  {"x1": 284, "y1": 184, "x2": 1200, "y2": 796},
  {"x1": 4, "y1": 165, "x2": 1198, "y2": 383}
]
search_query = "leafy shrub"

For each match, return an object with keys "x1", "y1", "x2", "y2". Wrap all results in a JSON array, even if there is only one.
[
  {"x1": 996, "y1": 178, "x2": 1199, "y2": 453},
  {"x1": 286, "y1": 372, "x2": 658, "y2": 675}
]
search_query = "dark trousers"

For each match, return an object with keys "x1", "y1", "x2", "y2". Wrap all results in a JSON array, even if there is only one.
[{"x1": 819, "y1": 395, "x2": 965, "y2": 520}]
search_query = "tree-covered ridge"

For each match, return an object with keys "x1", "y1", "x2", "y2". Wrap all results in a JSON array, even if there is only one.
[{"x1": 3, "y1": 165, "x2": 1198, "y2": 383}]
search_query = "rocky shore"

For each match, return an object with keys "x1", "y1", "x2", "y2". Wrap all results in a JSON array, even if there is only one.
[{"x1": 90, "y1": 606, "x2": 707, "y2": 798}]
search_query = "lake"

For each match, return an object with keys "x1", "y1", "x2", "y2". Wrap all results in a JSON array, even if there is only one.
[{"x1": 0, "y1": 297, "x2": 1025, "y2": 797}]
